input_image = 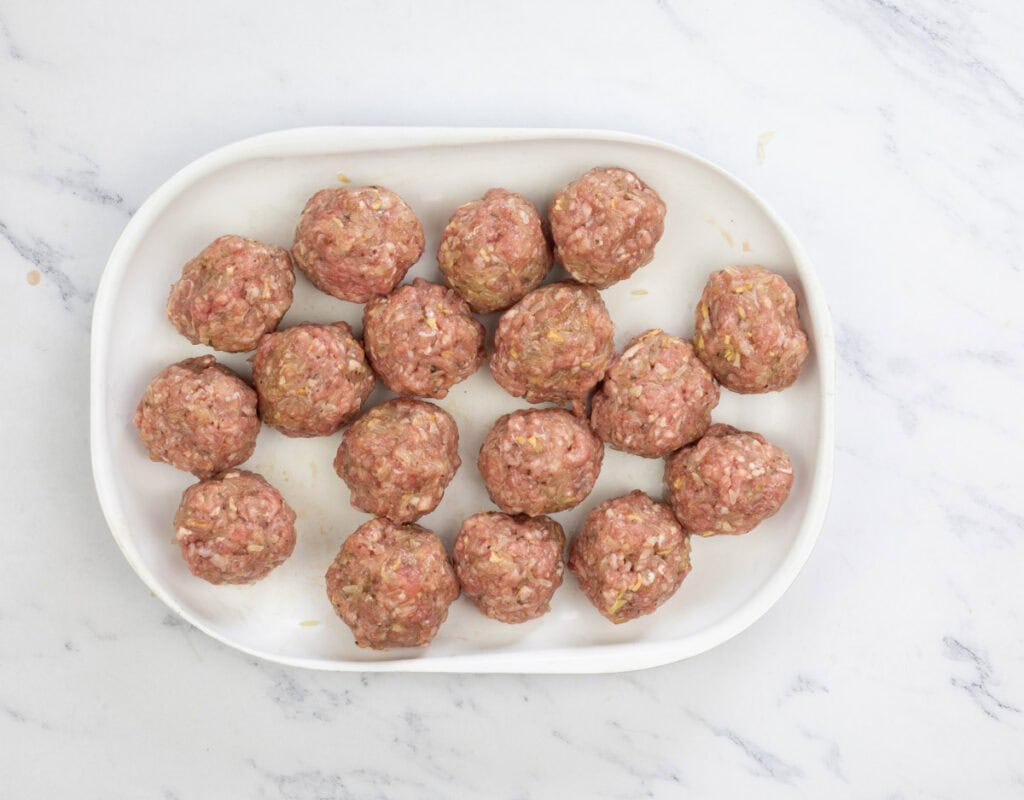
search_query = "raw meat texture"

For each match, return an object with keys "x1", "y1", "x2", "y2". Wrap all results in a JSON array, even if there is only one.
[
  {"x1": 490, "y1": 281, "x2": 614, "y2": 415},
  {"x1": 591, "y1": 329, "x2": 719, "y2": 457},
  {"x1": 174, "y1": 470, "x2": 296, "y2": 584},
  {"x1": 335, "y1": 398, "x2": 461, "y2": 523},
  {"x1": 568, "y1": 491, "x2": 691, "y2": 623},
  {"x1": 325, "y1": 518, "x2": 459, "y2": 649},
  {"x1": 438, "y1": 188, "x2": 552, "y2": 313},
  {"x1": 292, "y1": 186, "x2": 424, "y2": 302},
  {"x1": 134, "y1": 355, "x2": 259, "y2": 477},
  {"x1": 363, "y1": 278, "x2": 484, "y2": 399},
  {"x1": 167, "y1": 235, "x2": 294, "y2": 352},
  {"x1": 477, "y1": 408, "x2": 603, "y2": 516},
  {"x1": 548, "y1": 167, "x2": 666, "y2": 288},
  {"x1": 664, "y1": 423, "x2": 793, "y2": 535},
  {"x1": 453, "y1": 512, "x2": 565, "y2": 623},
  {"x1": 252, "y1": 322, "x2": 374, "y2": 438},
  {"x1": 693, "y1": 265, "x2": 809, "y2": 393}
]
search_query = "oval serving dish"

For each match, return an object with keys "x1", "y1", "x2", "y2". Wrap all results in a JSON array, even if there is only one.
[{"x1": 91, "y1": 127, "x2": 835, "y2": 673}]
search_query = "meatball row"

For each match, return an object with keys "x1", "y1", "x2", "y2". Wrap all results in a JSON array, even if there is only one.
[{"x1": 159, "y1": 410, "x2": 792, "y2": 646}]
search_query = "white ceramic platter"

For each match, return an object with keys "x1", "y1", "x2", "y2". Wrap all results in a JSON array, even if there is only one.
[{"x1": 91, "y1": 127, "x2": 835, "y2": 673}]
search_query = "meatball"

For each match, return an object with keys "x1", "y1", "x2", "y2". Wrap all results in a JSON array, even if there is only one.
[
  {"x1": 490, "y1": 281, "x2": 614, "y2": 414},
  {"x1": 548, "y1": 167, "x2": 666, "y2": 288},
  {"x1": 173, "y1": 470, "x2": 296, "y2": 584},
  {"x1": 252, "y1": 322, "x2": 374, "y2": 438},
  {"x1": 166, "y1": 235, "x2": 294, "y2": 352},
  {"x1": 568, "y1": 491, "x2": 691, "y2": 624},
  {"x1": 591, "y1": 329, "x2": 719, "y2": 458},
  {"x1": 477, "y1": 408, "x2": 603, "y2": 516},
  {"x1": 325, "y1": 518, "x2": 459, "y2": 649},
  {"x1": 664, "y1": 423, "x2": 793, "y2": 535},
  {"x1": 453, "y1": 512, "x2": 565, "y2": 623},
  {"x1": 693, "y1": 265, "x2": 809, "y2": 393},
  {"x1": 363, "y1": 278, "x2": 485, "y2": 399},
  {"x1": 292, "y1": 186, "x2": 425, "y2": 302},
  {"x1": 134, "y1": 355, "x2": 259, "y2": 477},
  {"x1": 437, "y1": 188, "x2": 552, "y2": 313},
  {"x1": 335, "y1": 398, "x2": 461, "y2": 523}
]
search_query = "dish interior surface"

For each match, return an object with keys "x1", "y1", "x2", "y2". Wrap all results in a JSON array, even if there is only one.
[{"x1": 91, "y1": 128, "x2": 834, "y2": 672}]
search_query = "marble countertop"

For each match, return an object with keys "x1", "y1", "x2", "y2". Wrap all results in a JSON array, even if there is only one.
[{"x1": 3, "y1": 0, "x2": 1023, "y2": 797}]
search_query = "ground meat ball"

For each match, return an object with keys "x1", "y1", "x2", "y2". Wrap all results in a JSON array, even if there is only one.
[
  {"x1": 335, "y1": 398, "x2": 461, "y2": 523},
  {"x1": 166, "y1": 235, "x2": 294, "y2": 352},
  {"x1": 664, "y1": 423, "x2": 793, "y2": 536},
  {"x1": 134, "y1": 356, "x2": 259, "y2": 477},
  {"x1": 477, "y1": 408, "x2": 603, "y2": 516},
  {"x1": 363, "y1": 278, "x2": 485, "y2": 399},
  {"x1": 437, "y1": 188, "x2": 552, "y2": 313},
  {"x1": 252, "y1": 322, "x2": 374, "y2": 438},
  {"x1": 173, "y1": 470, "x2": 296, "y2": 584},
  {"x1": 453, "y1": 512, "x2": 565, "y2": 623},
  {"x1": 694, "y1": 265, "x2": 809, "y2": 393},
  {"x1": 569, "y1": 491, "x2": 691, "y2": 624},
  {"x1": 490, "y1": 282, "x2": 614, "y2": 414},
  {"x1": 591, "y1": 329, "x2": 719, "y2": 458},
  {"x1": 548, "y1": 167, "x2": 666, "y2": 288},
  {"x1": 292, "y1": 186, "x2": 425, "y2": 302},
  {"x1": 325, "y1": 518, "x2": 459, "y2": 649}
]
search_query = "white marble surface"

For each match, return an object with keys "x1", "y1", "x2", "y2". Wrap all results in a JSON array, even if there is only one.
[{"x1": 2, "y1": 0, "x2": 1022, "y2": 796}]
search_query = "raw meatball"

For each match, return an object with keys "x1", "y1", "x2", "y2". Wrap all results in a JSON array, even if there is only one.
[
  {"x1": 477, "y1": 408, "x2": 603, "y2": 516},
  {"x1": 363, "y1": 278, "x2": 485, "y2": 399},
  {"x1": 664, "y1": 423, "x2": 793, "y2": 535},
  {"x1": 568, "y1": 491, "x2": 691, "y2": 624},
  {"x1": 453, "y1": 512, "x2": 565, "y2": 623},
  {"x1": 694, "y1": 265, "x2": 809, "y2": 393},
  {"x1": 173, "y1": 470, "x2": 296, "y2": 584},
  {"x1": 334, "y1": 398, "x2": 461, "y2": 523},
  {"x1": 548, "y1": 167, "x2": 666, "y2": 288},
  {"x1": 591, "y1": 329, "x2": 719, "y2": 457},
  {"x1": 292, "y1": 186, "x2": 425, "y2": 302},
  {"x1": 134, "y1": 355, "x2": 259, "y2": 477},
  {"x1": 166, "y1": 235, "x2": 294, "y2": 352},
  {"x1": 325, "y1": 518, "x2": 459, "y2": 649},
  {"x1": 490, "y1": 281, "x2": 614, "y2": 414},
  {"x1": 252, "y1": 322, "x2": 374, "y2": 438},
  {"x1": 437, "y1": 188, "x2": 552, "y2": 313}
]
